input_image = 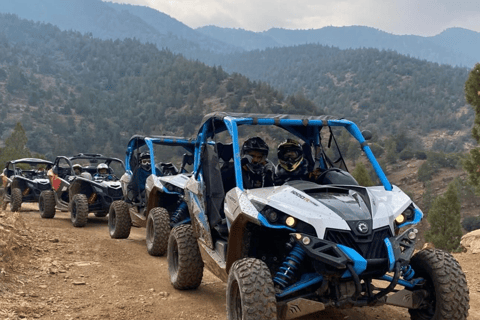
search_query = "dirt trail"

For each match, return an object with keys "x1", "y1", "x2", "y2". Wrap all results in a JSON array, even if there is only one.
[{"x1": 0, "y1": 204, "x2": 477, "y2": 319}]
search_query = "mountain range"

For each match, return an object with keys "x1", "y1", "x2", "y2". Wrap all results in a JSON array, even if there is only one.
[{"x1": 0, "y1": 0, "x2": 479, "y2": 68}]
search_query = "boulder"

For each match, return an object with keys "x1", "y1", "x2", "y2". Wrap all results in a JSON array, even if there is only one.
[{"x1": 460, "y1": 229, "x2": 480, "y2": 254}]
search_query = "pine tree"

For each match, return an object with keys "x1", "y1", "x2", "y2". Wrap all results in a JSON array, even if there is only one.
[
  {"x1": 351, "y1": 162, "x2": 374, "y2": 187},
  {"x1": 0, "y1": 122, "x2": 31, "y2": 166},
  {"x1": 425, "y1": 182, "x2": 463, "y2": 251},
  {"x1": 463, "y1": 63, "x2": 480, "y2": 194}
]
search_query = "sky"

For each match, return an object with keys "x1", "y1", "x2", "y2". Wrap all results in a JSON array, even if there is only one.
[{"x1": 106, "y1": 0, "x2": 480, "y2": 36}]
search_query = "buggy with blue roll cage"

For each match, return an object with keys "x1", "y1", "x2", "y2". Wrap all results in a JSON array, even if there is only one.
[
  {"x1": 108, "y1": 135, "x2": 196, "y2": 257},
  {"x1": 1, "y1": 158, "x2": 53, "y2": 212},
  {"x1": 167, "y1": 112, "x2": 469, "y2": 320},
  {"x1": 40, "y1": 153, "x2": 125, "y2": 227}
]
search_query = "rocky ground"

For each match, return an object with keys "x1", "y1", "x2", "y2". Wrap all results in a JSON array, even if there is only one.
[{"x1": 0, "y1": 203, "x2": 478, "y2": 320}]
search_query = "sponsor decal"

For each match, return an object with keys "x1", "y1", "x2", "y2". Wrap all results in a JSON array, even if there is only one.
[
  {"x1": 51, "y1": 174, "x2": 62, "y2": 191},
  {"x1": 290, "y1": 190, "x2": 319, "y2": 206}
]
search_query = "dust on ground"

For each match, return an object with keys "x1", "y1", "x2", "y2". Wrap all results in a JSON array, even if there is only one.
[{"x1": 0, "y1": 203, "x2": 477, "y2": 320}]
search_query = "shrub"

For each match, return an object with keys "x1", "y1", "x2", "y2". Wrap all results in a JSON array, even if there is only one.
[{"x1": 462, "y1": 216, "x2": 480, "y2": 232}]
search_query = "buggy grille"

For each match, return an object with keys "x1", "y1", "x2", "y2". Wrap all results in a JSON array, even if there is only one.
[
  {"x1": 324, "y1": 226, "x2": 392, "y2": 260},
  {"x1": 37, "y1": 183, "x2": 51, "y2": 191},
  {"x1": 108, "y1": 187, "x2": 123, "y2": 198}
]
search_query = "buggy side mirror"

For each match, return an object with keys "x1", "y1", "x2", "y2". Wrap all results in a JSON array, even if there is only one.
[{"x1": 362, "y1": 130, "x2": 372, "y2": 141}]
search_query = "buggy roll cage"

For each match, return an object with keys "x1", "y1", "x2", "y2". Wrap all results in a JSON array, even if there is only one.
[
  {"x1": 125, "y1": 135, "x2": 197, "y2": 176},
  {"x1": 4, "y1": 158, "x2": 54, "y2": 177},
  {"x1": 54, "y1": 155, "x2": 125, "y2": 176},
  {"x1": 194, "y1": 112, "x2": 392, "y2": 192}
]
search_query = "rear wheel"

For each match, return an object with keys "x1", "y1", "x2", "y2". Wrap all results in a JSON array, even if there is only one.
[
  {"x1": 39, "y1": 190, "x2": 56, "y2": 218},
  {"x1": 226, "y1": 258, "x2": 277, "y2": 320},
  {"x1": 168, "y1": 224, "x2": 203, "y2": 290},
  {"x1": 146, "y1": 207, "x2": 170, "y2": 256},
  {"x1": 70, "y1": 194, "x2": 89, "y2": 227},
  {"x1": 10, "y1": 188, "x2": 22, "y2": 212},
  {"x1": 408, "y1": 249, "x2": 469, "y2": 320},
  {"x1": 2, "y1": 195, "x2": 8, "y2": 210},
  {"x1": 108, "y1": 201, "x2": 131, "y2": 239}
]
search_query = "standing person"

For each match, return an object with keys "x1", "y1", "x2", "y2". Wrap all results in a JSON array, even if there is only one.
[{"x1": 241, "y1": 137, "x2": 275, "y2": 189}]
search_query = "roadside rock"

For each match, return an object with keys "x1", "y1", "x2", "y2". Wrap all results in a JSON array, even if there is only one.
[{"x1": 461, "y1": 229, "x2": 480, "y2": 254}]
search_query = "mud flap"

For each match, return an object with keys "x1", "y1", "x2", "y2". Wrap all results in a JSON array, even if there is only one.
[{"x1": 278, "y1": 298, "x2": 325, "y2": 320}]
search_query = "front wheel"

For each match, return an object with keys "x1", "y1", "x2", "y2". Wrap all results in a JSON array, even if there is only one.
[
  {"x1": 70, "y1": 194, "x2": 89, "y2": 227},
  {"x1": 39, "y1": 190, "x2": 56, "y2": 218},
  {"x1": 226, "y1": 258, "x2": 277, "y2": 320},
  {"x1": 108, "y1": 201, "x2": 131, "y2": 239},
  {"x1": 10, "y1": 188, "x2": 22, "y2": 212},
  {"x1": 408, "y1": 248, "x2": 469, "y2": 320},
  {"x1": 167, "y1": 224, "x2": 203, "y2": 290},
  {"x1": 146, "y1": 207, "x2": 170, "y2": 256}
]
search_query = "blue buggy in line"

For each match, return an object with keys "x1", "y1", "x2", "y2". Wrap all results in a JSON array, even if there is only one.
[
  {"x1": 166, "y1": 112, "x2": 469, "y2": 320},
  {"x1": 108, "y1": 135, "x2": 196, "y2": 256}
]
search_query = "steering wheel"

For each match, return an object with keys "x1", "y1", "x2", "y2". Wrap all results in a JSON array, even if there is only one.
[{"x1": 314, "y1": 167, "x2": 344, "y2": 184}]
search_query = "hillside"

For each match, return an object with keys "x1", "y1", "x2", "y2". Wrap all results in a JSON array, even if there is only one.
[
  {"x1": 197, "y1": 25, "x2": 480, "y2": 68},
  {"x1": 201, "y1": 44, "x2": 474, "y2": 152},
  {"x1": 0, "y1": 14, "x2": 309, "y2": 160}
]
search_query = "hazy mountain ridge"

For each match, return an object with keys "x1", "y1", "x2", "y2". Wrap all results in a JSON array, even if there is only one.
[
  {"x1": 196, "y1": 25, "x2": 480, "y2": 67},
  {"x1": 0, "y1": 0, "x2": 241, "y2": 57}
]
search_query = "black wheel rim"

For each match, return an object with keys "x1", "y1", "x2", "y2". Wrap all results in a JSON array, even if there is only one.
[
  {"x1": 71, "y1": 202, "x2": 77, "y2": 221},
  {"x1": 231, "y1": 280, "x2": 242, "y2": 319},
  {"x1": 172, "y1": 239, "x2": 179, "y2": 273},
  {"x1": 109, "y1": 211, "x2": 116, "y2": 233},
  {"x1": 146, "y1": 217, "x2": 154, "y2": 246}
]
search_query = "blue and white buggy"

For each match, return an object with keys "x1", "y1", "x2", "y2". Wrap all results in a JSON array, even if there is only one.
[
  {"x1": 108, "y1": 135, "x2": 195, "y2": 256},
  {"x1": 167, "y1": 112, "x2": 469, "y2": 320}
]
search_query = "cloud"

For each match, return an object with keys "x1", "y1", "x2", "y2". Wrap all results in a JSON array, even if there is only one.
[{"x1": 105, "y1": 0, "x2": 480, "y2": 35}]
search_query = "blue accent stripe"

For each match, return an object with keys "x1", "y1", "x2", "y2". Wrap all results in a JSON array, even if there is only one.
[
  {"x1": 257, "y1": 214, "x2": 295, "y2": 231},
  {"x1": 397, "y1": 208, "x2": 424, "y2": 229},
  {"x1": 384, "y1": 238, "x2": 395, "y2": 272},
  {"x1": 337, "y1": 244, "x2": 367, "y2": 277},
  {"x1": 380, "y1": 275, "x2": 424, "y2": 289},
  {"x1": 276, "y1": 273, "x2": 323, "y2": 298}
]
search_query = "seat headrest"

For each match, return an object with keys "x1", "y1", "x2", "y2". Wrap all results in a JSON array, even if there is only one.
[{"x1": 217, "y1": 142, "x2": 234, "y2": 162}]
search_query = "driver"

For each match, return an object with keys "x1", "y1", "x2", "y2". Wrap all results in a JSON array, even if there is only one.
[
  {"x1": 73, "y1": 164, "x2": 83, "y2": 176},
  {"x1": 126, "y1": 152, "x2": 151, "y2": 204},
  {"x1": 93, "y1": 163, "x2": 114, "y2": 181},
  {"x1": 241, "y1": 137, "x2": 274, "y2": 189}
]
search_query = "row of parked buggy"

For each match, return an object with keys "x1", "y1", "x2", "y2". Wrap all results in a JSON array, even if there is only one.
[{"x1": 1, "y1": 112, "x2": 469, "y2": 320}]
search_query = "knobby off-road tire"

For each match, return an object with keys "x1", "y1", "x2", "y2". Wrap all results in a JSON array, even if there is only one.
[
  {"x1": 70, "y1": 194, "x2": 89, "y2": 227},
  {"x1": 10, "y1": 188, "x2": 22, "y2": 212},
  {"x1": 168, "y1": 224, "x2": 203, "y2": 290},
  {"x1": 108, "y1": 201, "x2": 131, "y2": 239},
  {"x1": 2, "y1": 195, "x2": 8, "y2": 210},
  {"x1": 409, "y1": 248, "x2": 469, "y2": 320},
  {"x1": 226, "y1": 258, "x2": 277, "y2": 320},
  {"x1": 146, "y1": 207, "x2": 170, "y2": 256},
  {"x1": 39, "y1": 190, "x2": 56, "y2": 219}
]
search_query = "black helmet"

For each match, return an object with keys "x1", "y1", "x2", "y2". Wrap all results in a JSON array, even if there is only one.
[
  {"x1": 139, "y1": 152, "x2": 151, "y2": 170},
  {"x1": 278, "y1": 139, "x2": 304, "y2": 172},
  {"x1": 242, "y1": 137, "x2": 269, "y2": 156}
]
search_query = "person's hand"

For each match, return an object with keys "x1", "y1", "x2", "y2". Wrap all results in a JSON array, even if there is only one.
[
  {"x1": 309, "y1": 168, "x2": 323, "y2": 180},
  {"x1": 241, "y1": 155, "x2": 253, "y2": 166},
  {"x1": 264, "y1": 162, "x2": 274, "y2": 174}
]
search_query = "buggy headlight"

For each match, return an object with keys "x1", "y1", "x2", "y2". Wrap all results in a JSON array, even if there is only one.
[
  {"x1": 395, "y1": 214, "x2": 406, "y2": 224},
  {"x1": 286, "y1": 216, "x2": 296, "y2": 227}
]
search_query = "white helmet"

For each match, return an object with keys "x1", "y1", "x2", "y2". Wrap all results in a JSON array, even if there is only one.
[{"x1": 97, "y1": 163, "x2": 109, "y2": 175}]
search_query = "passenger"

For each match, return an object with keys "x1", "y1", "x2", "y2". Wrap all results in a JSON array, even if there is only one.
[
  {"x1": 275, "y1": 139, "x2": 323, "y2": 184},
  {"x1": 241, "y1": 137, "x2": 275, "y2": 189}
]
